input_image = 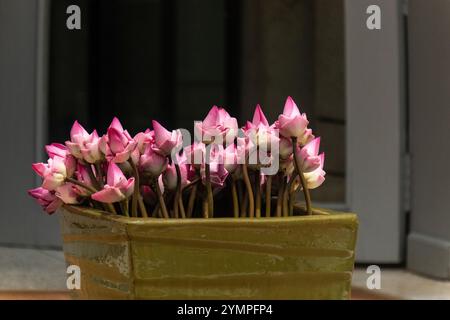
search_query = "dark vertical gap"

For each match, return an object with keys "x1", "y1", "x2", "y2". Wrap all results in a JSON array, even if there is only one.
[
  {"x1": 87, "y1": 0, "x2": 100, "y2": 131},
  {"x1": 403, "y1": 12, "x2": 411, "y2": 260},
  {"x1": 225, "y1": 0, "x2": 242, "y2": 115},
  {"x1": 404, "y1": 15, "x2": 410, "y2": 155},
  {"x1": 309, "y1": 0, "x2": 317, "y2": 130},
  {"x1": 161, "y1": 0, "x2": 176, "y2": 126}
]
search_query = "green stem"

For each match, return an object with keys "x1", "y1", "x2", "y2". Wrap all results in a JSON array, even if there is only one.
[
  {"x1": 202, "y1": 197, "x2": 209, "y2": 218},
  {"x1": 282, "y1": 180, "x2": 289, "y2": 217},
  {"x1": 255, "y1": 170, "x2": 261, "y2": 218},
  {"x1": 174, "y1": 164, "x2": 186, "y2": 218},
  {"x1": 242, "y1": 164, "x2": 254, "y2": 218},
  {"x1": 151, "y1": 202, "x2": 160, "y2": 218},
  {"x1": 95, "y1": 163, "x2": 104, "y2": 187},
  {"x1": 179, "y1": 197, "x2": 186, "y2": 218},
  {"x1": 66, "y1": 177, "x2": 116, "y2": 214},
  {"x1": 288, "y1": 173, "x2": 298, "y2": 216},
  {"x1": 231, "y1": 177, "x2": 239, "y2": 218},
  {"x1": 120, "y1": 200, "x2": 129, "y2": 217},
  {"x1": 152, "y1": 177, "x2": 169, "y2": 219},
  {"x1": 138, "y1": 196, "x2": 148, "y2": 217},
  {"x1": 182, "y1": 177, "x2": 200, "y2": 191},
  {"x1": 276, "y1": 174, "x2": 285, "y2": 217},
  {"x1": 66, "y1": 177, "x2": 96, "y2": 194},
  {"x1": 187, "y1": 182, "x2": 198, "y2": 218},
  {"x1": 205, "y1": 163, "x2": 214, "y2": 217},
  {"x1": 291, "y1": 137, "x2": 313, "y2": 215},
  {"x1": 86, "y1": 165, "x2": 101, "y2": 190},
  {"x1": 240, "y1": 192, "x2": 248, "y2": 218},
  {"x1": 265, "y1": 175, "x2": 272, "y2": 217}
]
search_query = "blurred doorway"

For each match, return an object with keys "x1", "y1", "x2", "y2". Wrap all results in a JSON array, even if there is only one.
[{"x1": 0, "y1": 0, "x2": 407, "y2": 265}]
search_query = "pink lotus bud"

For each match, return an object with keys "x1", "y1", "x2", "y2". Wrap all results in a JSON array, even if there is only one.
[
  {"x1": 299, "y1": 128, "x2": 315, "y2": 146},
  {"x1": 185, "y1": 141, "x2": 206, "y2": 168},
  {"x1": 74, "y1": 164, "x2": 95, "y2": 196},
  {"x1": 296, "y1": 137, "x2": 323, "y2": 173},
  {"x1": 200, "y1": 150, "x2": 229, "y2": 188},
  {"x1": 46, "y1": 143, "x2": 69, "y2": 159},
  {"x1": 91, "y1": 162, "x2": 135, "y2": 203},
  {"x1": 162, "y1": 153, "x2": 188, "y2": 191},
  {"x1": 303, "y1": 153, "x2": 326, "y2": 189},
  {"x1": 32, "y1": 156, "x2": 69, "y2": 191},
  {"x1": 134, "y1": 129, "x2": 154, "y2": 154},
  {"x1": 194, "y1": 106, "x2": 238, "y2": 144},
  {"x1": 66, "y1": 121, "x2": 103, "y2": 163},
  {"x1": 99, "y1": 117, "x2": 137, "y2": 163},
  {"x1": 280, "y1": 156, "x2": 295, "y2": 176},
  {"x1": 245, "y1": 105, "x2": 280, "y2": 153},
  {"x1": 152, "y1": 120, "x2": 182, "y2": 157},
  {"x1": 55, "y1": 183, "x2": 80, "y2": 204},
  {"x1": 28, "y1": 187, "x2": 63, "y2": 214},
  {"x1": 279, "y1": 137, "x2": 293, "y2": 159},
  {"x1": 224, "y1": 143, "x2": 238, "y2": 174},
  {"x1": 45, "y1": 143, "x2": 76, "y2": 177},
  {"x1": 277, "y1": 96, "x2": 309, "y2": 140},
  {"x1": 140, "y1": 144, "x2": 168, "y2": 177}
]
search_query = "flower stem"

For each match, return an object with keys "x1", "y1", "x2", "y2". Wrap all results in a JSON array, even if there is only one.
[
  {"x1": 202, "y1": 197, "x2": 209, "y2": 218},
  {"x1": 151, "y1": 202, "x2": 160, "y2": 218},
  {"x1": 152, "y1": 177, "x2": 169, "y2": 219},
  {"x1": 120, "y1": 200, "x2": 129, "y2": 217},
  {"x1": 276, "y1": 174, "x2": 285, "y2": 217},
  {"x1": 242, "y1": 164, "x2": 254, "y2": 218},
  {"x1": 86, "y1": 165, "x2": 101, "y2": 190},
  {"x1": 255, "y1": 170, "x2": 261, "y2": 218},
  {"x1": 291, "y1": 137, "x2": 312, "y2": 215},
  {"x1": 66, "y1": 177, "x2": 97, "y2": 194},
  {"x1": 187, "y1": 182, "x2": 198, "y2": 218},
  {"x1": 129, "y1": 160, "x2": 140, "y2": 217},
  {"x1": 288, "y1": 173, "x2": 298, "y2": 216},
  {"x1": 138, "y1": 196, "x2": 148, "y2": 217},
  {"x1": 240, "y1": 192, "x2": 248, "y2": 218},
  {"x1": 66, "y1": 177, "x2": 116, "y2": 214},
  {"x1": 94, "y1": 163, "x2": 104, "y2": 187},
  {"x1": 265, "y1": 175, "x2": 272, "y2": 217},
  {"x1": 183, "y1": 177, "x2": 200, "y2": 191},
  {"x1": 282, "y1": 180, "x2": 289, "y2": 217},
  {"x1": 174, "y1": 164, "x2": 185, "y2": 219},
  {"x1": 204, "y1": 162, "x2": 214, "y2": 217},
  {"x1": 231, "y1": 177, "x2": 239, "y2": 218}
]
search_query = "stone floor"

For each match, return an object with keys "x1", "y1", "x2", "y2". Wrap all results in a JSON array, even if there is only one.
[
  {"x1": 0, "y1": 247, "x2": 66, "y2": 290},
  {"x1": 0, "y1": 247, "x2": 449, "y2": 299}
]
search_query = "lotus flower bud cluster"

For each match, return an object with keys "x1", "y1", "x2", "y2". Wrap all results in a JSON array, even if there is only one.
[{"x1": 29, "y1": 96, "x2": 325, "y2": 217}]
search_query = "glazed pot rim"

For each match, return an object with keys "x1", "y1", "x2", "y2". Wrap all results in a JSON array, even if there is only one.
[{"x1": 61, "y1": 205, "x2": 357, "y2": 227}]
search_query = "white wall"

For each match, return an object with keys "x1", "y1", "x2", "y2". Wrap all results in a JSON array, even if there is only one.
[{"x1": 407, "y1": 0, "x2": 450, "y2": 279}]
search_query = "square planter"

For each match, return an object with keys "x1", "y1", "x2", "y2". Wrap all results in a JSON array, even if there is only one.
[{"x1": 60, "y1": 205, "x2": 358, "y2": 299}]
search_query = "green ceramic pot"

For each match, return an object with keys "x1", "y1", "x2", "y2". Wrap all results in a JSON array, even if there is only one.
[{"x1": 59, "y1": 205, "x2": 358, "y2": 299}]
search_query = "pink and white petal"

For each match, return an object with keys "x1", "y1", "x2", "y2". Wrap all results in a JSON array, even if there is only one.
[
  {"x1": 45, "y1": 198, "x2": 63, "y2": 214},
  {"x1": 55, "y1": 184, "x2": 79, "y2": 204},
  {"x1": 109, "y1": 117, "x2": 124, "y2": 132},
  {"x1": 42, "y1": 174, "x2": 65, "y2": 191},
  {"x1": 107, "y1": 162, "x2": 127, "y2": 186},
  {"x1": 203, "y1": 105, "x2": 219, "y2": 127},
  {"x1": 70, "y1": 121, "x2": 89, "y2": 143},
  {"x1": 32, "y1": 162, "x2": 48, "y2": 177},
  {"x1": 283, "y1": 96, "x2": 301, "y2": 117},
  {"x1": 252, "y1": 104, "x2": 269, "y2": 127},
  {"x1": 108, "y1": 128, "x2": 127, "y2": 154},
  {"x1": 91, "y1": 186, "x2": 125, "y2": 203}
]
